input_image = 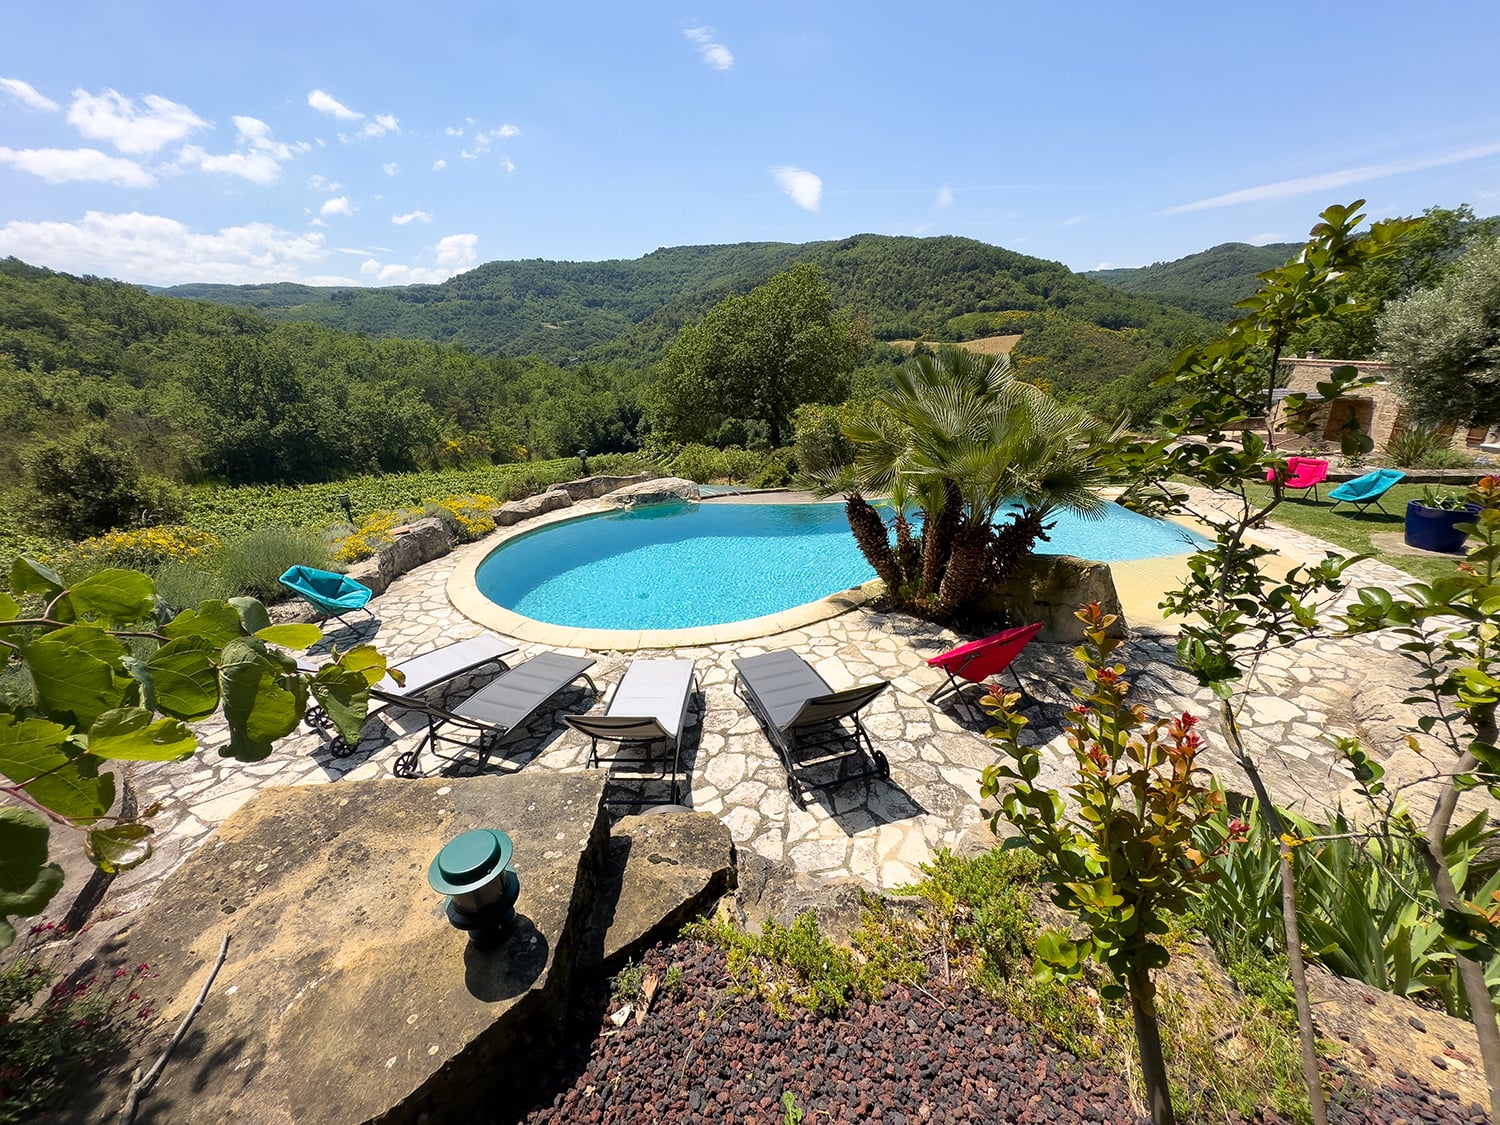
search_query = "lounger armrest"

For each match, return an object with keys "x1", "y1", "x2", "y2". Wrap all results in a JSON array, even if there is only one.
[{"x1": 785, "y1": 681, "x2": 888, "y2": 730}]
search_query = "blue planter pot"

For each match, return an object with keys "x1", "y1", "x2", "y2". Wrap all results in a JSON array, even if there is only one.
[{"x1": 1404, "y1": 500, "x2": 1479, "y2": 553}]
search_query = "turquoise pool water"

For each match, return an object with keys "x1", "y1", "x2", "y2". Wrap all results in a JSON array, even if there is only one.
[{"x1": 475, "y1": 500, "x2": 1208, "y2": 631}]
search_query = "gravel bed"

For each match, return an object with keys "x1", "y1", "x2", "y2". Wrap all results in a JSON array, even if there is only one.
[{"x1": 506, "y1": 941, "x2": 1487, "y2": 1125}]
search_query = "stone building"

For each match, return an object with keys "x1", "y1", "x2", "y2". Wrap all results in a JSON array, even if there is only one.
[{"x1": 1270, "y1": 354, "x2": 1500, "y2": 455}]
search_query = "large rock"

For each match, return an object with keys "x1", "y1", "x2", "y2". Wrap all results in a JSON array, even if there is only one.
[
  {"x1": 377, "y1": 532, "x2": 423, "y2": 584},
  {"x1": 494, "y1": 489, "x2": 574, "y2": 527},
  {"x1": 588, "y1": 811, "x2": 736, "y2": 973},
  {"x1": 344, "y1": 557, "x2": 387, "y2": 597},
  {"x1": 549, "y1": 473, "x2": 656, "y2": 501},
  {"x1": 984, "y1": 553, "x2": 1127, "y2": 642},
  {"x1": 601, "y1": 476, "x2": 700, "y2": 509},
  {"x1": 62, "y1": 772, "x2": 610, "y2": 1125},
  {"x1": 403, "y1": 515, "x2": 454, "y2": 563}
]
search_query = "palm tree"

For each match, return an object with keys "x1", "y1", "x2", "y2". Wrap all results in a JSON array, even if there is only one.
[{"x1": 814, "y1": 347, "x2": 1117, "y2": 618}]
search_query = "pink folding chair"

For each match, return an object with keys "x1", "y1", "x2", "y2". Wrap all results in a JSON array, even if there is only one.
[
  {"x1": 1265, "y1": 456, "x2": 1329, "y2": 501},
  {"x1": 926, "y1": 621, "x2": 1043, "y2": 705}
]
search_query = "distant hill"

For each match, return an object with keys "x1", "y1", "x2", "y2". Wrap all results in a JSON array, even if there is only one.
[
  {"x1": 159, "y1": 235, "x2": 1214, "y2": 365},
  {"x1": 1084, "y1": 242, "x2": 1301, "y2": 322}
]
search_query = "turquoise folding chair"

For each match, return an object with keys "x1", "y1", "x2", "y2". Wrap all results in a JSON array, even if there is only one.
[
  {"x1": 1328, "y1": 468, "x2": 1406, "y2": 516},
  {"x1": 278, "y1": 565, "x2": 375, "y2": 626}
]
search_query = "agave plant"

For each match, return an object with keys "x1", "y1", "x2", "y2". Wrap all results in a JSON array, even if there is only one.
[{"x1": 811, "y1": 347, "x2": 1118, "y2": 617}]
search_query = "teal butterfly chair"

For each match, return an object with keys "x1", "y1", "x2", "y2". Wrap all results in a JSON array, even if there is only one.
[
  {"x1": 1328, "y1": 468, "x2": 1406, "y2": 516},
  {"x1": 278, "y1": 565, "x2": 375, "y2": 626}
]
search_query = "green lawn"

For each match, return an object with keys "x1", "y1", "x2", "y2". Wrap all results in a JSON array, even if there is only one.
[{"x1": 1245, "y1": 481, "x2": 1472, "y2": 587}]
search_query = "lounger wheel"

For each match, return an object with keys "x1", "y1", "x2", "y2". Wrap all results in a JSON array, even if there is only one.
[
  {"x1": 328, "y1": 735, "x2": 354, "y2": 759},
  {"x1": 393, "y1": 750, "x2": 421, "y2": 779},
  {"x1": 786, "y1": 774, "x2": 807, "y2": 809},
  {"x1": 872, "y1": 749, "x2": 890, "y2": 780}
]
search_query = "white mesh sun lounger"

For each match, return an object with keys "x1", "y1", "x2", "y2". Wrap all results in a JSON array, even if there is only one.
[
  {"x1": 302, "y1": 632, "x2": 519, "y2": 756},
  {"x1": 566, "y1": 658, "x2": 697, "y2": 807},
  {"x1": 732, "y1": 650, "x2": 889, "y2": 809},
  {"x1": 394, "y1": 650, "x2": 597, "y2": 778}
]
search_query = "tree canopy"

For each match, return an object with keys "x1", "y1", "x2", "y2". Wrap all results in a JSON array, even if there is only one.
[
  {"x1": 651, "y1": 263, "x2": 863, "y2": 446},
  {"x1": 1380, "y1": 235, "x2": 1500, "y2": 427}
]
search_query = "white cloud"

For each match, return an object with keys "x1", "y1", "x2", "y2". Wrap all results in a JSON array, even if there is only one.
[
  {"x1": 460, "y1": 147, "x2": 481, "y2": 161},
  {"x1": 1, "y1": 77, "x2": 59, "y2": 112},
  {"x1": 307, "y1": 173, "x2": 341, "y2": 191},
  {"x1": 502, "y1": 156, "x2": 515, "y2": 174},
  {"x1": 67, "y1": 89, "x2": 206, "y2": 155},
  {"x1": 178, "y1": 116, "x2": 307, "y2": 184},
  {"x1": 391, "y1": 210, "x2": 431, "y2": 225},
  {"x1": 684, "y1": 27, "x2": 734, "y2": 70},
  {"x1": 934, "y1": 185, "x2": 953, "y2": 208},
  {"x1": 0, "y1": 146, "x2": 155, "y2": 187},
  {"x1": 435, "y1": 233, "x2": 478, "y2": 270},
  {"x1": 320, "y1": 195, "x2": 353, "y2": 216},
  {"x1": 1060, "y1": 215, "x2": 1085, "y2": 226},
  {"x1": 1248, "y1": 232, "x2": 1286, "y2": 244},
  {"x1": 494, "y1": 124, "x2": 520, "y2": 139},
  {"x1": 445, "y1": 125, "x2": 464, "y2": 137},
  {"x1": 307, "y1": 89, "x2": 362, "y2": 121},
  {"x1": 0, "y1": 210, "x2": 328, "y2": 285},
  {"x1": 771, "y1": 166, "x2": 822, "y2": 212},
  {"x1": 1164, "y1": 141, "x2": 1500, "y2": 214},
  {"x1": 382, "y1": 162, "x2": 398, "y2": 176},
  {"x1": 433, "y1": 158, "x2": 446, "y2": 171},
  {"x1": 361, "y1": 114, "x2": 399, "y2": 139}
]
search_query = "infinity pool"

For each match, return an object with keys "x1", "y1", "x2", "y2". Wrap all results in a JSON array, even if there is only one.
[{"x1": 474, "y1": 500, "x2": 1207, "y2": 631}]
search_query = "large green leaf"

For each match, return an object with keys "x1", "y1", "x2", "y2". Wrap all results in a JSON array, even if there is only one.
[
  {"x1": 340, "y1": 643, "x2": 395, "y2": 687},
  {"x1": 59, "y1": 569, "x2": 156, "y2": 626},
  {"x1": 0, "y1": 807, "x2": 66, "y2": 947},
  {"x1": 254, "y1": 622, "x2": 323, "y2": 650},
  {"x1": 163, "y1": 600, "x2": 247, "y2": 648},
  {"x1": 309, "y1": 664, "x2": 372, "y2": 743},
  {"x1": 230, "y1": 596, "x2": 272, "y2": 635},
  {"x1": 88, "y1": 708, "x2": 197, "y2": 761},
  {"x1": 23, "y1": 627, "x2": 130, "y2": 728},
  {"x1": 0, "y1": 714, "x2": 116, "y2": 823},
  {"x1": 85, "y1": 823, "x2": 153, "y2": 874},
  {"x1": 146, "y1": 634, "x2": 221, "y2": 720},
  {"x1": 0, "y1": 592, "x2": 19, "y2": 622},
  {"x1": 219, "y1": 638, "x2": 305, "y2": 761},
  {"x1": 9, "y1": 556, "x2": 64, "y2": 598}
]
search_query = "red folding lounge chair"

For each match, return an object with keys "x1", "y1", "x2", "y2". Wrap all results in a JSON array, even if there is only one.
[
  {"x1": 926, "y1": 621, "x2": 1043, "y2": 705},
  {"x1": 1265, "y1": 456, "x2": 1329, "y2": 501}
]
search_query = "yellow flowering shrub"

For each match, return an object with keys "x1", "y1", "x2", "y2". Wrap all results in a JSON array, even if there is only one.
[
  {"x1": 330, "y1": 493, "x2": 498, "y2": 564},
  {"x1": 425, "y1": 494, "x2": 497, "y2": 541},
  {"x1": 46, "y1": 526, "x2": 222, "y2": 575}
]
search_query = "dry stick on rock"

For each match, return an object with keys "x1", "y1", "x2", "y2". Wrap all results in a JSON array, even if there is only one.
[{"x1": 117, "y1": 933, "x2": 231, "y2": 1125}]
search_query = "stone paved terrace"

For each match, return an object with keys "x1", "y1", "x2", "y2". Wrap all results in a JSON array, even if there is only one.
[{"x1": 101, "y1": 489, "x2": 1446, "y2": 919}]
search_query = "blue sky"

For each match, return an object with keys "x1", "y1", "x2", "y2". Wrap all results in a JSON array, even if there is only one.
[{"x1": 2, "y1": 1, "x2": 1498, "y2": 288}]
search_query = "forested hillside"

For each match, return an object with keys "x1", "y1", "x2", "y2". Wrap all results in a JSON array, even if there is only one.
[
  {"x1": 0, "y1": 258, "x2": 646, "y2": 489},
  {"x1": 1084, "y1": 242, "x2": 1301, "y2": 321},
  {"x1": 162, "y1": 234, "x2": 1214, "y2": 365}
]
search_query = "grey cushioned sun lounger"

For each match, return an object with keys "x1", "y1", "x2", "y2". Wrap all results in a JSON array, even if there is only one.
[
  {"x1": 566, "y1": 658, "x2": 696, "y2": 807},
  {"x1": 394, "y1": 650, "x2": 597, "y2": 778},
  {"x1": 732, "y1": 650, "x2": 890, "y2": 809},
  {"x1": 301, "y1": 632, "x2": 520, "y2": 757}
]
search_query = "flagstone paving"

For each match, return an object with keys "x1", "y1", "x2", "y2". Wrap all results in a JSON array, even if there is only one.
[{"x1": 110, "y1": 497, "x2": 1444, "y2": 915}]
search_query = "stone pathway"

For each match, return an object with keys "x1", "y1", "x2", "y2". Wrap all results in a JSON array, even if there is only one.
[{"x1": 106, "y1": 499, "x2": 1449, "y2": 917}]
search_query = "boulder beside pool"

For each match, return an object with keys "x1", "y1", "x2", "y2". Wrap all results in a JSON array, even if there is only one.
[
  {"x1": 983, "y1": 553, "x2": 1128, "y2": 642},
  {"x1": 601, "y1": 476, "x2": 701, "y2": 508}
]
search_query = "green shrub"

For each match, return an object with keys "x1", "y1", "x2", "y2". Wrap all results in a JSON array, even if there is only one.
[
  {"x1": 216, "y1": 525, "x2": 335, "y2": 602},
  {"x1": 0, "y1": 954, "x2": 155, "y2": 1123},
  {"x1": 791, "y1": 403, "x2": 856, "y2": 476},
  {"x1": 150, "y1": 559, "x2": 235, "y2": 617},
  {"x1": 752, "y1": 448, "x2": 797, "y2": 488},
  {"x1": 720, "y1": 446, "x2": 762, "y2": 484},
  {"x1": 686, "y1": 911, "x2": 880, "y2": 1016},
  {"x1": 21, "y1": 426, "x2": 185, "y2": 538},
  {"x1": 669, "y1": 443, "x2": 727, "y2": 483}
]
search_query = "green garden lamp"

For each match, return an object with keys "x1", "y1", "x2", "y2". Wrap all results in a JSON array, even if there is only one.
[
  {"x1": 427, "y1": 828, "x2": 520, "y2": 949},
  {"x1": 335, "y1": 493, "x2": 353, "y2": 523},
  {"x1": 577, "y1": 449, "x2": 589, "y2": 475}
]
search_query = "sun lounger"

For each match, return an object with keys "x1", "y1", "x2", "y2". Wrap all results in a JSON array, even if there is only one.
[
  {"x1": 732, "y1": 650, "x2": 889, "y2": 809},
  {"x1": 566, "y1": 658, "x2": 697, "y2": 806},
  {"x1": 393, "y1": 650, "x2": 597, "y2": 778},
  {"x1": 302, "y1": 632, "x2": 520, "y2": 757},
  {"x1": 926, "y1": 621, "x2": 1042, "y2": 706}
]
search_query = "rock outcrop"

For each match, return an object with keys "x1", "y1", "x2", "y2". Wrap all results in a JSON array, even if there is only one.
[
  {"x1": 600, "y1": 476, "x2": 700, "y2": 508},
  {"x1": 984, "y1": 553, "x2": 1127, "y2": 641},
  {"x1": 547, "y1": 473, "x2": 656, "y2": 501},
  {"x1": 494, "y1": 489, "x2": 574, "y2": 526}
]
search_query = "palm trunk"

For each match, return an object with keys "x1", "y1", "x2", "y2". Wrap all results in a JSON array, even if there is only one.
[
  {"x1": 920, "y1": 482, "x2": 962, "y2": 599},
  {"x1": 844, "y1": 495, "x2": 903, "y2": 596},
  {"x1": 894, "y1": 512, "x2": 921, "y2": 585},
  {"x1": 935, "y1": 520, "x2": 989, "y2": 616}
]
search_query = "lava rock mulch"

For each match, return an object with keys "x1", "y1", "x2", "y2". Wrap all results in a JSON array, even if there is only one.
[{"x1": 505, "y1": 941, "x2": 1486, "y2": 1125}]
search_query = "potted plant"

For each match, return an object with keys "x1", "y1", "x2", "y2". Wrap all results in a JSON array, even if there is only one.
[{"x1": 1404, "y1": 484, "x2": 1481, "y2": 552}]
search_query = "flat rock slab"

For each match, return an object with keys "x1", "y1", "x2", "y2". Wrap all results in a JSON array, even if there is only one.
[
  {"x1": 591, "y1": 811, "x2": 736, "y2": 971},
  {"x1": 66, "y1": 772, "x2": 609, "y2": 1125}
]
